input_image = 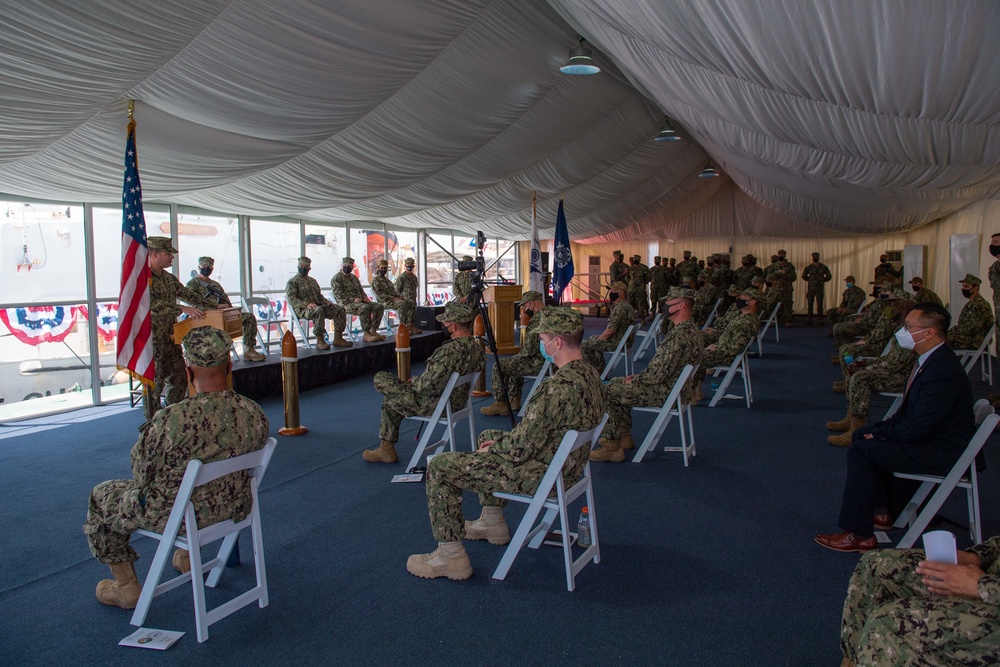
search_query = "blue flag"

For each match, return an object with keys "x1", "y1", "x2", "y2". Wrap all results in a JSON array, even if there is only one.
[{"x1": 552, "y1": 199, "x2": 574, "y2": 304}]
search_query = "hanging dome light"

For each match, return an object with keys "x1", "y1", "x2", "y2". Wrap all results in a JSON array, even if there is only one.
[
  {"x1": 699, "y1": 160, "x2": 720, "y2": 178},
  {"x1": 560, "y1": 38, "x2": 601, "y2": 76},
  {"x1": 654, "y1": 117, "x2": 681, "y2": 142}
]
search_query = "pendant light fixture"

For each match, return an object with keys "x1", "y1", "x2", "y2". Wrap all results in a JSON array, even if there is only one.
[{"x1": 559, "y1": 38, "x2": 601, "y2": 76}]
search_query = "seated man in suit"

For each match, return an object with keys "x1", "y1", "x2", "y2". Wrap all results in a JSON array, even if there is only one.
[
  {"x1": 815, "y1": 302, "x2": 976, "y2": 553},
  {"x1": 840, "y1": 535, "x2": 1000, "y2": 666}
]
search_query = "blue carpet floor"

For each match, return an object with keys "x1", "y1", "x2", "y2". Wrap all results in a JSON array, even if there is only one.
[{"x1": 1, "y1": 319, "x2": 997, "y2": 666}]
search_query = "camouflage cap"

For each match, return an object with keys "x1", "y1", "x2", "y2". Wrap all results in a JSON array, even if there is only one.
[
  {"x1": 533, "y1": 306, "x2": 583, "y2": 335},
  {"x1": 377, "y1": 259, "x2": 389, "y2": 268},
  {"x1": 653, "y1": 255, "x2": 661, "y2": 261},
  {"x1": 892, "y1": 287, "x2": 915, "y2": 300},
  {"x1": 740, "y1": 289, "x2": 760, "y2": 300},
  {"x1": 147, "y1": 236, "x2": 178, "y2": 253},
  {"x1": 750, "y1": 276, "x2": 764, "y2": 286},
  {"x1": 613, "y1": 249, "x2": 624, "y2": 257},
  {"x1": 609, "y1": 281, "x2": 627, "y2": 292},
  {"x1": 297, "y1": 256, "x2": 312, "y2": 267},
  {"x1": 909, "y1": 276, "x2": 923, "y2": 284},
  {"x1": 811, "y1": 252, "x2": 820, "y2": 257},
  {"x1": 665, "y1": 286, "x2": 696, "y2": 300},
  {"x1": 404, "y1": 257, "x2": 415, "y2": 265},
  {"x1": 777, "y1": 249, "x2": 787, "y2": 255},
  {"x1": 342, "y1": 256, "x2": 354, "y2": 264},
  {"x1": 198, "y1": 256, "x2": 215, "y2": 267},
  {"x1": 960, "y1": 273, "x2": 982, "y2": 286},
  {"x1": 845, "y1": 275, "x2": 856, "y2": 282},
  {"x1": 181, "y1": 326, "x2": 232, "y2": 368},
  {"x1": 521, "y1": 290, "x2": 544, "y2": 302},
  {"x1": 683, "y1": 250, "x2": 691, "y2": 255},
  {"x1": 436, "y1": 301, "x2": 475, "y2": 324},
  {"x1": 461, "y1": 255, "x2": 474, "y2": 262},
  {"x1": 632, "y1": 254, "x2": 641, "y2": 261},
  {"x1": 727, "y1": 283, "x2": 740, "y2": 293}
]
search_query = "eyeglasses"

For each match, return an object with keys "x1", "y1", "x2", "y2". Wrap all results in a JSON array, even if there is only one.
[{"x1": 901, "y1": 322, "x2": 929, "y2": 333}]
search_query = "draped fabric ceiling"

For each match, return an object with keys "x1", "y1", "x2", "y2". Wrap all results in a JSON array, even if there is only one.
[{"x1": 1, "y1": 0, "x2": 998, "y2": 241}]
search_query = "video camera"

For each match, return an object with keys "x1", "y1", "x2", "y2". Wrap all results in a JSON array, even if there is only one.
[{"x1": 460, "y1": 232, "x2": 488, "y2": 308}]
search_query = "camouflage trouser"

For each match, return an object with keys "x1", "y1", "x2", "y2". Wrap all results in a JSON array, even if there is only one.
[
  {"x1": 379, "y1": 297, "x2": 415, "y2": 326},
  {"x1": 581, "y1": 336, "x2": 616, "y2": 374},
  {"x1": 628, "y1": 289, "x2": 648, "y2": 319},
  {"x1": 491, "y1": 355, "x2": 544, "y2": 403},
  {"x1": 344, "y1": 302, "x2": 385, "y2": 333},
  {"x1": 83, "y1": 479, "x2": 159, "y2": 564},
  {"x1": 839, "y1": 342, "x2": 882, "y2": 376},
  {"x1": 151, "y1": 320, "x2": 187, "y2": 416},
  {"x1": 779, "y1": 289, "x2": 793, "y2": 324},
  {"x1": 240, "y1": 312, "x2": 259, "y2": 350},
  {"x1": 806, "y1": 288, "x2": 824, "y2": 317},
  {"x1": 833, "y1": 321, "x2": 866, "y2": 349},
  {"x1": 842, "y1": 548, "x2": 1000, "y2": 665},
  {"x1": 827, "y1": 307, "x2": 853, "y2": 325},
  {"x1": 649, "y1": 287, "x2": 664, "y2": 315},
  {"x1": 604, "y1": 379, "x2": 671, "y2": 439},
  {"x1": 374, "y1": 371, "x2": 433, "y2": 443},
  {"x1": 948, "y1": 333, "x2": 986, "y2": 351},
  {"x1": 693, "y1": 348, "x2": 733, "y2": 385},
  {"x1": 847, "y1": 367, "x2": 906, "y2": 419},
  {"x1": 300, "y1": 303, "x2": 346, "y2": 338}
]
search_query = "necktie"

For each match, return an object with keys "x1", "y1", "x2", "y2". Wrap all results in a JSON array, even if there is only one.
[{"x1": 904, "y1": 362, "x2": 920, "y2": 397}]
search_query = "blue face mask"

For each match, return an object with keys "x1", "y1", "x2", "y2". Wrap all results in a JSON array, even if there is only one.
[
  {"x1": 845, "y1": 282, "x2": 853, "y2": 288},
  {"x1": 539, "y1": 338, "x2": 555, "y2": 363}
]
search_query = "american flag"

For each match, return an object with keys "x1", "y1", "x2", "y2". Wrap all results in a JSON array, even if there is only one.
[{"x1": 116, "y1": 117, "x2": 154, "y2": 383}]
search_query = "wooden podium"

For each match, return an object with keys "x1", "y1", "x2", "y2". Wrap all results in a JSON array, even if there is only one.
[
  {"x1": 484, "y1": 284, "x2": 522, "y2": 355},
  {"x1": 172, "y1": 307, "x2": 241, "y2": 395}
]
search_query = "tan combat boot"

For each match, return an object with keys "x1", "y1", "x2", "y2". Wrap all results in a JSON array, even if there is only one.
[
  {"x1": 172, "y1": 548, "x2": 191, "y2": 574},
  {"x1": 406, "y1": 541, "x2": 473, "y2": 580},
  {"x1": 833, "y1": 380, "x2": 846, "y2": 393},
  {"x1": 619, "y1": 430, "x2": 635, "y2": 450},
  {"x1": 826, "y1": 413, "x2": 852, "y2": 432},
  {"x1": 480, "y1": 401, "x2": 510, "y2": 416},
  {"x1": 407, "y1": 324, "x2": 423, "y2": 335},
  {"x1": 692, "y1": 382, "x2": 704, "y2": 403},
  {"x1": 362, "y1": 330, "x2": 382, "y2": 343},
  {"x1": 362, "y1": 439, "x2": 398, "y2": 463},
  {"x1": 828, "y1": 416, "x2": 865, "y2": 447},
  {"x1": 590, "y1": 437, "x2": 625, "y2": 462},
  {"x1": 830, "y1": 355, "x2": 841, "y2": 365},
  {"x1": 95, "y1": 561, "x2": 143, "y2": 609},
  {"x1": 509, "y1": 396, "x2": 521, "y2": 411},
  {"x1": 464, "y1": 506, "x2": 511, "y2": 545},
  {"x1": 332, "y1": 332, "x2": 353, "y2": 347},
  {"x1": 243, "y1": 347, "x2": 266, "y2": 362},
  {"x1": 315, "y1": 338, "x2": 331, "y2": 351},
  {"x1": 370, "y1": 328, "x2": 387, "y2": 341}
]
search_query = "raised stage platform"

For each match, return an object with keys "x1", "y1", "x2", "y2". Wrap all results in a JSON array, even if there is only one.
[{"x1": 231, "y1": 331, "x2": 448, "y2": 401}]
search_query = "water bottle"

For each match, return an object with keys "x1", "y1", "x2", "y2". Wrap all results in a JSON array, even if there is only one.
[
  {"x1": 577, "y1": 507, "x2": 592, "y2": 548},
  {"x1": 710, "y1": 380, "x2": 719, "y2": 396},
  {"x1": 844, "y1": 354, "x2": 854, "y2": 366}
]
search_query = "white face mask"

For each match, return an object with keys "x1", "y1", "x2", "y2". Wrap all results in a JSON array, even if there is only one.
[{"x1": 895, "y1": 326, "x2": 928, "y2": 350}]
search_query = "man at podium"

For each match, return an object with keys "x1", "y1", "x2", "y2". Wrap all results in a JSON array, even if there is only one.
[{"x1": 186, "y1": 256, "x2": 265, "y2": 362}]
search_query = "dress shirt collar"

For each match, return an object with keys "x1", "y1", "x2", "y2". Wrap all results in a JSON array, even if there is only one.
[{"x1": 917, "y1": 341, "x2": 945, "y2": 367}]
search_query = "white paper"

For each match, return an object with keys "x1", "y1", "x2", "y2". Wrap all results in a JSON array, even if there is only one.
[
  {"x1": 922, "y1": 530, "x2": 958, "y2": 564},
  {"x1": 119, "y1": 628, "x2": 184, "y2": 650},
  {"x1": 391, "y1": 473, "x2": 424, "y2": 483}
]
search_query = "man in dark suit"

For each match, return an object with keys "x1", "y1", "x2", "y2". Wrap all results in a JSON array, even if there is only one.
[{"x1": 815, "y1": 302, "x2": 976, "y2": 553}]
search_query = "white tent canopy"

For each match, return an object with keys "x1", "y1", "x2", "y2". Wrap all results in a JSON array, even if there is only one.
[{"x1": 1, "y1": 0, "x2": 998, "y2": 240}]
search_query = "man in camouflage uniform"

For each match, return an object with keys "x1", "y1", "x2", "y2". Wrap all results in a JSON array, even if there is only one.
[
  {"x1": 734, "y1": 254, "x2": 763, "y2": 290},
  {"x1": 828, "y1": 275, "x2": 867, "y2": 324},
  {"x1": 591, "y1": 286, "x2": 703, "y2": 463},
  {"x1": 396, "y1": 256, "x2": 420, "y2": 307},
  {"x1": 836, "y1": 286, "x2": 912, "y2": 377},
  {"x1": 702, "y1": 284, "x2": 742, "y2": 344},
  {"x1": 908, "y1": 276, "x2": 942, "y2": 306},
  {"x1": 839, "y1": 536, "x2": 1000, "y2": 666},
  {"x1": 146, "y1": 236, "x2": 220, "y2": 417},
  {"x1": 627, "y1": 254, "x2": 650, "y2": 322},
  {"x1": 83, "y1": 327, "x2": 269, "y2": 609},
  {"x1": 582, "y1": 281, "x2": 636, "y2": 373},
  {"x1": 827, "y1": 336, "x2": 917, "y2": 447},
  {"x1": 331, "y1": 256, "x2": 385, "y2": 343},
  {"x1": 801, "y1": 252, "x2": 832, "y2": 325},
  {"x1": 990, "y1": 233, "x2": 1000, "y2": 357},
  {"x1": 676, "y1": 250, "x2": 699, "y2": 285},
  {"x1": 452, "y1": 255, "x2": 475, "y2": 304},
  {"x1": 693, "y1": 276, "x2": 720, "y2": 327},
  {"x1": 664, "y1": 257, "x2": 679, "y2": 287},
  {"x1": 609, "y1": 249, "x2": 630, "y2": 288},
  {"x1": 480, "y1": 290, "x2": 546, "y2": 416},
  {"x1": 185, "y1": 256, "x2": 265, "y2": 361},
  {"x1": 406, "y1": 307, "x2": 605, "y2": 580},
  {"x1": 769, "y1": 250, "x2": 796, "y2": 325},
  {"x1": 371, "y1": 258, "x2": 421, "y2": 334},
  {"x1": 947, "y1": 274, "x2": 994, "y2": 350},
  {"x1": 873, "y1": 253, "x2": 902, "y2": 283},
  {"x1": 692, "y1": 290, "x2": 759, "y2": 402},
  {"x1": 711, "y1": 253, "x2": 733, "y2": 291},
  {"x1": 363, "y1": 302, "x2": 485, "y2": 464},
  {"x1": 831, "y1": 278, "x2": 898, "y2": 352},
  {"x1": 648, "y1": 256, "x2": 667, "y2": 315},
  {"x1": 285, "y1": 256, "x2": 351, "y2": 350}
]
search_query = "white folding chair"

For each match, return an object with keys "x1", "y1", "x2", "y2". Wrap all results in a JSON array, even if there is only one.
[
  {"x1": 879, "y1": 391, "x2": 905, "y2": 420},
  {"x1": 632, "y1": 312, "x2": 663, "y2": 363},
  {"x1": 755, "y1": 302, "x2": 781, "y2": 356},
  {"x1": 402, "y1": 371, "x2": 480, "y2": 473},
  {"x1": 286, "y1": 302, "x2": 315, "y2": 348},
  {"x1": 701, "y1": 297, "x2": 723, "y2": 331},
  {"x1": 130, "y1": 438, "x2": 277, "y2": 643},
  {"x1": 519, "y1": 359, "x2": 553, "y2": 418},
  {"x1": 631, "y1": 364, "x2": 698, "y2": 465},
  {"x1": 244, "y1": 296, "x2": 287, "y2": 355},
  {"x1": 893, "y1": 404, "x2": 998, "y2": 548},
  {"x1": 492, "y1": 414, "x2": 608, "y2": 591},
  {"x1": 708, "y1": 340, "x2": 754, "y2": 408},
  {"x1": 601, "y1": 324, "x2": 636, "y2": 381},
  {"x1": 954, "y1": 323, "x2": 995, "y2": 385}
]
